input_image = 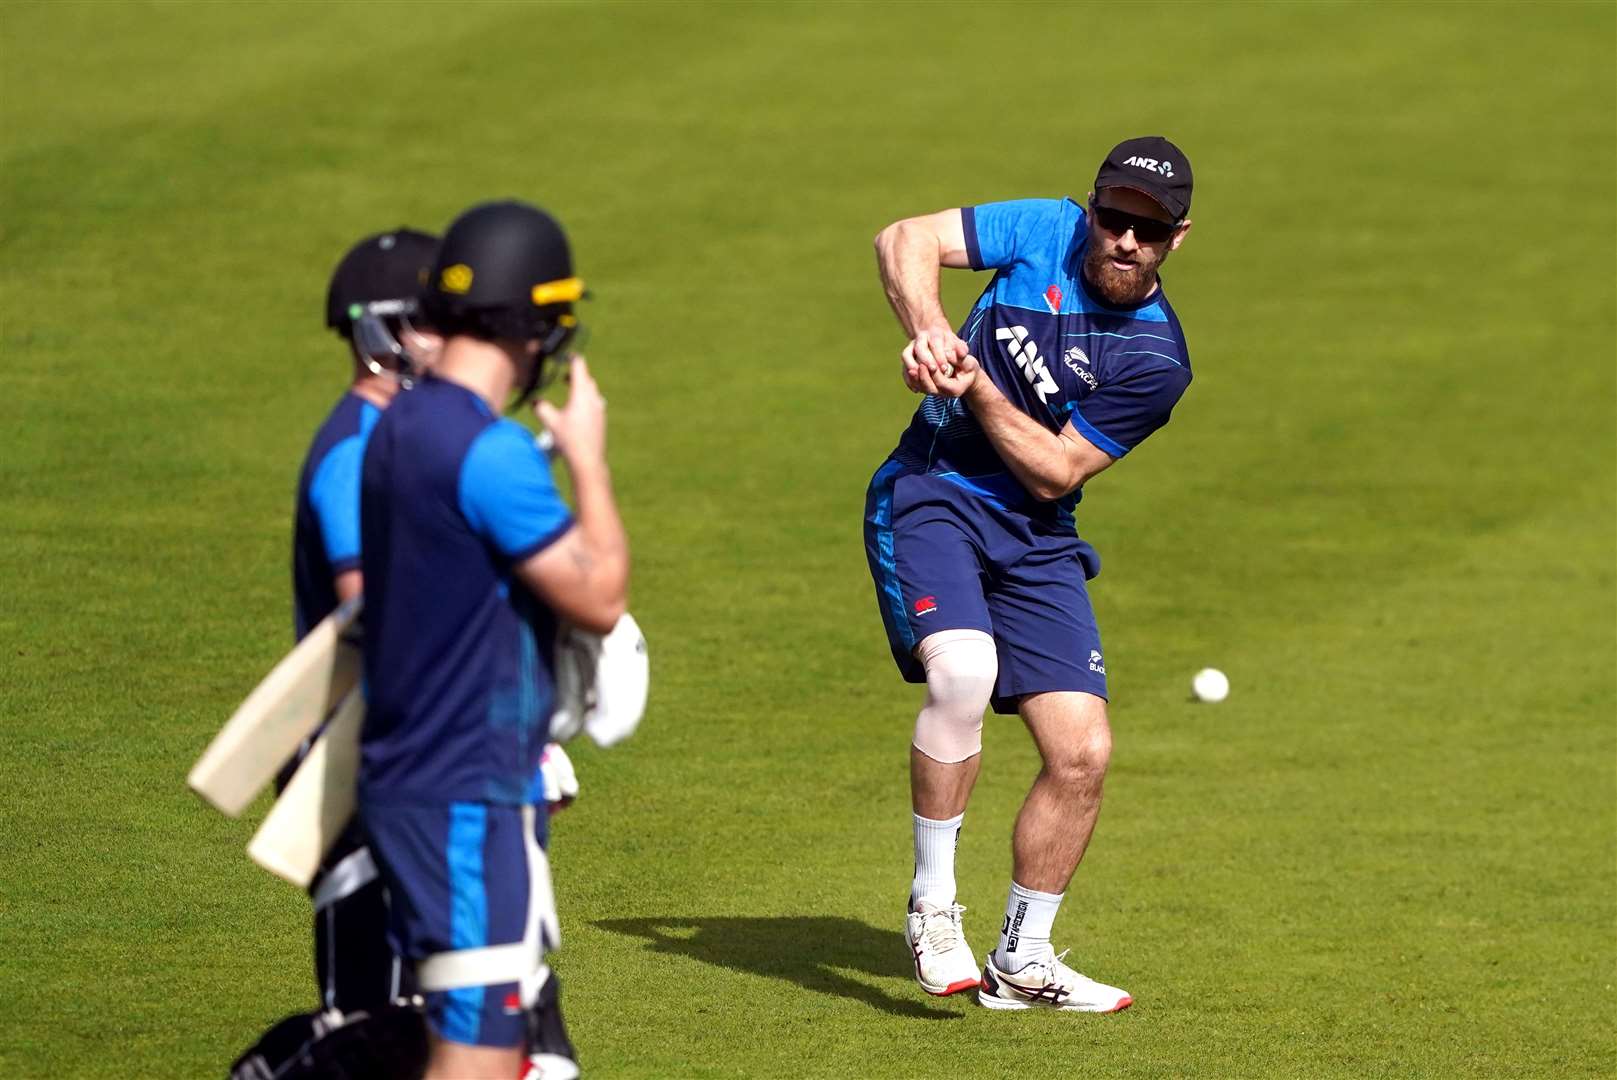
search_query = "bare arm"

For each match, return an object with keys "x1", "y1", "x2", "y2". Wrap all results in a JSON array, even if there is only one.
[
  {"x1": 514, "y1": 465, "x2": 627, "y2": 635},
  {"x1": 874, "y1": 209, "x2": 972, "y2": 335},
  {"x1": 874, "y1": 210, "x2": 973, "y2": 391},
  {"x1": 946, "y1": 363, "x2": 1116, "y2": 500},
  {"x1": 512, "y1": 357, "x2": 628, "y2": 634}
]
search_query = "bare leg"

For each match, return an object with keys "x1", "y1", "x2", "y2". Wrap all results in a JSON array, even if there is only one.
[
  {"x1": 908, "y1": 629, "x2": 995, "y2": 819},
  {"x1": 911, "y1": 746, "x2": 981, "y2": 819},
  {"x1": 1010, "y1": 691, "x2": 1112, "y2": 893},
  {"x1": 424, "y1": 1034, "x2": 523, "y2": 1080},
  {"x1": 903, "y1": 655, "x2": 992, "y2": 991}
]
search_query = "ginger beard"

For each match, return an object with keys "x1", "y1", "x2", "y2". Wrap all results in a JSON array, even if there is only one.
[{"x1": 1081, "y1": 230, "x2": 1167, "y2": 306}]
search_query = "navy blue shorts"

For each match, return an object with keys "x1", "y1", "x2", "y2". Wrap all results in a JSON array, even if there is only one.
[
  {"x1": 360, "y1": 801, "x2": 550, "y2": 1048},
  {"x1": 864, "y1": 462, "x2": 1107, "y2": 713}
]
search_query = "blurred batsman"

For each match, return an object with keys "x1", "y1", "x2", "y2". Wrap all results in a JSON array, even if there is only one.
[
  {"x1": 230, "y1": 229, "x2": 442, "y2": 1080},
  {"x1": 294, "y1": 227, "x2": 442, "y2": 1006},
  {"x1": 866, "y1": 137, "x2": 1196, "y2": 1012},
  {"x1": 357, "y1": 201, "x2": 628, "y2": 1080}
]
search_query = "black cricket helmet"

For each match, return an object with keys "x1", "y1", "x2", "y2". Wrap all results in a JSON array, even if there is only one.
[
  {"x1": 325, "y1": 227, "x2": 440, "y2": 377},
  {"x1": 422, "y1": 201, "x2": 585, "y2": 399}
]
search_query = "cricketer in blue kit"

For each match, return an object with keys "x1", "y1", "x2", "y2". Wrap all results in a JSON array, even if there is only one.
[
  {"x1": 294, "y1": 229, "x2": 442, "y2": 641},
  {"x1": 358, "y1": 201, "x2": 627, "y2": 1080},
  {"x1": 865, "y1": 137, "x2": 1196, "y2": 1013},
  {"x1": 291, "y1": 227, "x2": 442, "y2": 1011},
  {"x1": 229, "y1": 229, "x2": 453, "y2": 1080}
]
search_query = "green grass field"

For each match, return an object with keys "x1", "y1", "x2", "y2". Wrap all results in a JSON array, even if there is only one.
[{"x1": 3, "y1": 2, "x2": 1614, "y2": 1076}]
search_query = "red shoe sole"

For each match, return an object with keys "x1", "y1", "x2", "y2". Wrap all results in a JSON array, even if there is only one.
[{"x1": 929, "y1": 977, "x2": 983, "y2": 997}]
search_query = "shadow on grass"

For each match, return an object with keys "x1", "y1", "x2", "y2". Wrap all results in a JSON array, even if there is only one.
[{"x1": 595, "y1": 915, "x2": 962, "y2": 1021}]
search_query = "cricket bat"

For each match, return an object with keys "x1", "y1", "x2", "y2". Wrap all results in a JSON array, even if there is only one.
[
  {"x1": 187, "y1": 598, "x2": 362, "y2": 817},
  {"x1": 247, "y1": 685, "x2": 365, "y2": 887}
]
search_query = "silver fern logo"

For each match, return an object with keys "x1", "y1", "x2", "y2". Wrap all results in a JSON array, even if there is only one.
[{"x1": 1063, "y1": 347, "x2": 1098, "y2": 390}]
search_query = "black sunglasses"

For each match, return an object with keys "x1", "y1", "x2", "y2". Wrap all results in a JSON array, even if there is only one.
[{"x1": 1088, "y1": 200, "x2": 1180, "y2": 243}]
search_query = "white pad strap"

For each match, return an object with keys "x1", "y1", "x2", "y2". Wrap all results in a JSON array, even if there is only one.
[
  {"x1": 417, "y1": 942, "x2": 536, "y2": 992},
  {"x1": 416, "y1": 805, "x2": 560, "y2": 993}
]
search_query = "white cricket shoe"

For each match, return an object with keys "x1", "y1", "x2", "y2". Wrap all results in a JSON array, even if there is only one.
[
  {"x1": 978, "y1": 949, "x2": 1133, "y2": 1013},
  {"x1": 905, "y1": 900, "x2": 982, "y2": 996}
]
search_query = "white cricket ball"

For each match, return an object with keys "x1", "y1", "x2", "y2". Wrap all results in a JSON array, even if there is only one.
[{"x1": 1192, "y1": 667, "x2": 1229, "y2": 703}]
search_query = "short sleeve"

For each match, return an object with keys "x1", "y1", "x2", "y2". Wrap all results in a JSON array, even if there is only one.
[
  {"x1": 1070, "y1": 364, "x2": 1192, "y2": 458},
  {"x1": 962, "y1": 199, "x2": 1065, "y2": 271},
  {"x1": 458, "y1": 420, "x2": 574, "y2": 561},
  {"x1": 308, "y1": 437, "x2": 363, "y2": 572}
]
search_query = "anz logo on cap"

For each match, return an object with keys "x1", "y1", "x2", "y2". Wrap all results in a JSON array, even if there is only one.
[
  {"x1": 1122, "y1": 155, "x2": 1174, "y2": 178},
  {"x1": 440, "y1": 264, "x2": 474, "y2": 294}
]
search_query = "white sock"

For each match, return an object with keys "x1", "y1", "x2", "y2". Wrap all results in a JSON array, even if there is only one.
[
  {"x1": 994, "y1": 881, "x2": 1062, "y2": 971},
  {"x1": 910, "y1": 812, "x2": 963, "y2": 909}
]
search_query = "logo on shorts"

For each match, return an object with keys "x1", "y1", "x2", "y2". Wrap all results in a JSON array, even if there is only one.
[
  {"x1": 1089, "y1": 649, "x2": 1106, "y2": 674},
  {"x1": 502, "y1": 991, "x2": 523, "y2": 1015},
  {"x1": 1044, "y1": 284, "x2": 1063, "y2": 313},
  {"x1": 914, "y1": 595, "x2": 938, "y2": 616}
]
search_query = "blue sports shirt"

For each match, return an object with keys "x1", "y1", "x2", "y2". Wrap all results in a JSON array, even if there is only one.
[
  {"x1": 358, "y1": 377, "x2": 574, "y2": 805},
  {"x1": 293, "y1": 393, "x2": 379, "y2": 639},
  {"x1": 888, "y1": 197, "x2": 1192, "y2": 528}
]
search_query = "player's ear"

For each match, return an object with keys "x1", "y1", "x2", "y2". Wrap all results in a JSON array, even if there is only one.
[{"x1": 1168, "y1": 218, "x2": 1192, "y2": 251}]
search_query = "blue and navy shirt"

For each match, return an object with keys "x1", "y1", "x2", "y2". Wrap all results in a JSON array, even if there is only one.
[
  {"x1": 889, "y1": 197, "x2": 1192, "y2": 528},
  {"x1": 293, "y1": 393, "x2": 380, "y2": 639},
  {"x1": 358, "y1": 376, "x2": 573, "y2": 806}
]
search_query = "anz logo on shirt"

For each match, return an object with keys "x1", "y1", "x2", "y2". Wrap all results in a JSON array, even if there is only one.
[{"x1": 995, "y1": 325, "x2": 1059, "y2": 405}]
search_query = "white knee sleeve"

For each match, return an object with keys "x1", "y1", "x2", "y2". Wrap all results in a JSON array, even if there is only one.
[{"x1": 911, "y1": 629, "x2": 997, "y2": 763}]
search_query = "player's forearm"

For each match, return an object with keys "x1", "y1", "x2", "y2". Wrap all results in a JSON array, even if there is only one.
[
  {"x1": 964, "y1": 378, "x2": 1079, "y2": 501},
  {"x1": 565, "y1": 460, "x2": 630, "y2": 627},
  {"x1": 875, "y1": 220, "x2": 951, "y2": 336}
]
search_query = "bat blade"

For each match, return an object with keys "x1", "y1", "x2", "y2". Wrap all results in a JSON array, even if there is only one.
[
  {"x1": 247, "y1": 686, "x2": 365, "y2": 887},
  {"x1": 187, "y1": 598, "x2": 362, "y2": 817}
]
